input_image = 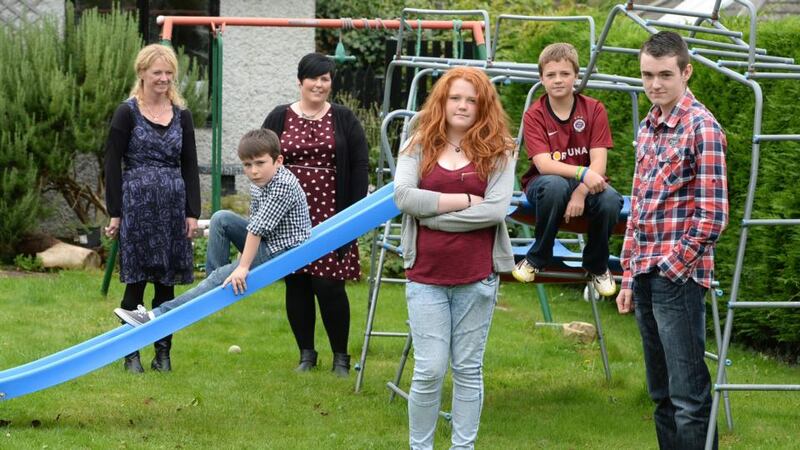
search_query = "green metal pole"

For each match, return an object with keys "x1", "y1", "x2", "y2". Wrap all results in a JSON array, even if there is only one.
[
  {"x1": 100, "y1": 239, "x2": 119, "y2": 296},
  {"x1": 211, "y1": 31, "x2": 223, "y2": 213},
  {"x1": 475, "y1": 43, "x2": 487, "y2": 61}
]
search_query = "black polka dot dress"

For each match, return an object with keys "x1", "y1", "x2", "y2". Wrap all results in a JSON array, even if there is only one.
[{"x1": 279, "y1": 107, "x2": 361, "y2": 281}]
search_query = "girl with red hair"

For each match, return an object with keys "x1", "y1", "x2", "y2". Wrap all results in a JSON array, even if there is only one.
[{"x1": 394, "y1": 66, "x2": 516, "y2": 449}]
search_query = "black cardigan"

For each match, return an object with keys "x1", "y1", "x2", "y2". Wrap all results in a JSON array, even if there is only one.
[{"x1": 262, "y1": 103, "x2": 369, "y2": 257}]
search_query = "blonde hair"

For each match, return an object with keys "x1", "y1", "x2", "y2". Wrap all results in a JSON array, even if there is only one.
[
  {"x1": 406, "y1": 67, "x2": 514, "y2": 180},
  {"x1": 129, "y1": 43, "x2": 186, "y2": 108},
  {"x1": 538, "y1": 43, "x2": 580, "y2": 77}
]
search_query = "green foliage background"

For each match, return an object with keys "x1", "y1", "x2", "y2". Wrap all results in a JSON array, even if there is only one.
[
  {"x1": 495, "y1": 13, "x2": 800, "y2": 357},
  {"x1": 0, "y1": 3, "x2": 208, "y2": 260}
]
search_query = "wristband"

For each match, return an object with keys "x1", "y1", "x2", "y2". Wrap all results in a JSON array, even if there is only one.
[
  {"x1": 575, "y1": 166, "x2": 582, "y2": 181},
  {"x1": 580, "y1": 167, "x2": 589, "y2": 183},
  {"x1": 466, "y1": 193, "x2": 472, "y2": 207}
]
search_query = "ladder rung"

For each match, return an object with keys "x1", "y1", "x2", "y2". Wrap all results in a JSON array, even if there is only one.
[
  {"x1": 748, "y1": 72, "x2": 800, "y2": 80},
  {"x1": 743, "y1": 218, "x2": 800, "y2": 226},
  {"x1": 729, "y1": 301, "x2": 800, "y2": 309},
  {"x1": 644, "y1": 20, "x2": 743, "y2": 38},
  {"x1": 599, "y1": 46, "x2": 639, "y2": 55},
  {"x1": 718, "y1": 61, "x2": 800, "y2": 71},
  {"x1": 369, "y1": 331, "x2": 408, "y2": 338},
  {"x1": 692, "y1": 48, "x2": 794, "y2": 64},
  {"x1": 754, "y1": 134, "x2": 800, "y2": 143},
  {"x1": 380, "y1": 277, "x2": 408, "y2": 284},
  {"x1": 630, "y1": 4, "x2": 715, "y2": 19},
  {"x1": 686, "y1": 37, "x2": 766, "y2": 54},
  {"x1": 716, "y1": 384, "x2": 800, "y2": 391}
]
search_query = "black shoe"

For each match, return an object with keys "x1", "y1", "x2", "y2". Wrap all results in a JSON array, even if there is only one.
[
  {"x1": 114, "y1": 305, "x2": 153, "y2": 327},
  {"x1": 332, "y1": 353, "x2": 351, "y2": 378},
  {"x1": 123, "y1": 351, "x2": 144, "y2": 374},
  {"x1": 151, "y1": 336, "x2": 172, "y2": 372},
  {"x1": 295, "y1": 349, "x2": 318, "y2": 372}
]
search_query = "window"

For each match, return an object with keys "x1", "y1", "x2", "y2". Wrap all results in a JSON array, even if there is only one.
[{"x1": 73, "y1": 0, "x2": 219, "y2": 74}]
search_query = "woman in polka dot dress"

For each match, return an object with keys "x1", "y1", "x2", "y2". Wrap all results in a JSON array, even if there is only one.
[{"x1": 262, "y1": 53, "x2": 369, "y2": 377}]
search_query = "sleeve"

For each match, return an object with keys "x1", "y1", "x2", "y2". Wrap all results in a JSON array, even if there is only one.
[
  {"x1": 392, "y1": 144, "x2": 441, "y2": 219},
  {"x1": 590, "y1": 101, "x2": 614, "y2": 149},
  {"x1": 522, "y1": 102, "x2": 552, "y2": 160},
  {"x1": 420, "y1": 153, "x2": 517, "y2": 232},
  {"x1": 620, "y1": 195, "x2": 638, "y2": 290},
  {"x1": 658, "y1": 117, "x2": 729, "y2": 283},
  {"x1": 247, "y1": 178, "x2": 303, "y2": 237},
  {"x1": 261, "y1": 106, "x2": 284, "y2": 135},
  {"x1": 104, "y1": 103, "x2": 133, "y2": 218},
  {"x1": 180, "y1": 109, "x2": 201, "y2": 219},
  {"x1": 345, "y1": 108, "x2": 370, "y2": 204}
]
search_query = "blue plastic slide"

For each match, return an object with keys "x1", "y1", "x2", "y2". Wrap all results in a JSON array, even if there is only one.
[{"x1": 0, "y1": 183, "x2": 400, "y2": 401}]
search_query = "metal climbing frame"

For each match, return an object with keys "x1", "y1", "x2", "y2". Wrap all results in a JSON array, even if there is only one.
[{"x1": 574, "y1": 1, "x2": 799, "y2": 448}]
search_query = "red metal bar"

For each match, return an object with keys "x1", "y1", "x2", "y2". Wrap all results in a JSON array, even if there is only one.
[{"x1": 157, "y1": 16, "x2": 486, "y2": 46}]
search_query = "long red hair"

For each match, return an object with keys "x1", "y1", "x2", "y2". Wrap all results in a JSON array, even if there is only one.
[{"x1": 405, "y1": 67, "x2": 514, "y2": 179}]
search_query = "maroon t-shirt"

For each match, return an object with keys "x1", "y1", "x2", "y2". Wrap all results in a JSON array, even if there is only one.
[
  {"x1": 406, "y1": 162, "x2": 494, "y2": 285},
  {"x1": 520, "y1": 93, "x2": 613, "y2": 190}
]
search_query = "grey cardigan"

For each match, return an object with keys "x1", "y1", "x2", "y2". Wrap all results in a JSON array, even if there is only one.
[{"x1": 393, "y1": 144, "x2": 517, "y2": 274}]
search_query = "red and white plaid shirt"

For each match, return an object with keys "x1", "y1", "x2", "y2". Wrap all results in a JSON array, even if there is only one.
[{"x1": 621, "y1": 89, "x2": 728, "y2": 289}]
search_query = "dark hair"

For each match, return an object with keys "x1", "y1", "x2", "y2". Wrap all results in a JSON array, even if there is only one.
[
  {"x1": 640, "y1": 31, "x2": 690, "y2": 71},
  {"x1": 297, "y1": 52, "x2": 335, "y2": 81},
  {"x1": 238, "y1": 129, "x2": 281, "y2": 161}
]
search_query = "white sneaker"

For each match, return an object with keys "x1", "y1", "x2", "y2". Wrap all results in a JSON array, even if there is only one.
[
  {"x1": 591, "y1": 269, "x2": 616, "y2": 297},
  {"x1": 512, "y1": 259, "x2": 540, "y2": 283}
]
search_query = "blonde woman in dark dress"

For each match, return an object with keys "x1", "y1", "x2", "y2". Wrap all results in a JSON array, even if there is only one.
[{"x1": 104, "y1": 43, "x2": 200, "y2": 373}]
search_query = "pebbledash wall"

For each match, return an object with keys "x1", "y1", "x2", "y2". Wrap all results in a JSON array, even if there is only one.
[{"x1": 4, "y1": 0, "x2": 313, "y2": 237}]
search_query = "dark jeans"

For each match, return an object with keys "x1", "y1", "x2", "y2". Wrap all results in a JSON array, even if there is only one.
[
  {"x1": 524, "y1": 175, "x2": 622, "y2": 274},
  {"x1": 633, "y1": 271, "x2": 718, "y2": 450}
]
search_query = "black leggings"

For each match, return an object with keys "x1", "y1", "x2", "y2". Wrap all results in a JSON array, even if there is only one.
[
  {"x1": 284, "y1": 273, "x2": 350, "y2": 354},
  {"x1": 120, "y1": 281, "x2": 175, "y2": 311}
]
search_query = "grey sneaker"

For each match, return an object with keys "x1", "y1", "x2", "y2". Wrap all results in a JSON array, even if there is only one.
[
  {"x1": 512, "y1": 259, "x2": 540, "y2": 283},
  {"x1": 114, "y1": 305, "x2": 153, "y2": 327},
  {"x1": 591, "y1": 269, "x2": 616, "y2": 297}
]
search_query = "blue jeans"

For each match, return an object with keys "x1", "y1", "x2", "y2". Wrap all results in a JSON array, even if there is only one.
[
  {"x1": 524, "y1": 175, "x2": 622, "y2": 274},
  {"x1": 406, "y1": 274, "x2": 498, "y2": 450},
  {"x1": 152, "y1": 210, "x2": 276, "y2": 317},
  {"x1": 633, "y1": 271, "x2": 717, "y2": 450}
]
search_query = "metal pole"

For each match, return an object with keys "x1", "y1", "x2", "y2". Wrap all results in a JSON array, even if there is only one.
[{"x1": 100, "y1": 240, "x2": 119, "y2": 296}]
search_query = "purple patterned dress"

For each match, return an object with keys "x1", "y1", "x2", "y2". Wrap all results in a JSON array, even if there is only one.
[{"x1": 118, "y1": 98, "x2": 194, "y2": 285}]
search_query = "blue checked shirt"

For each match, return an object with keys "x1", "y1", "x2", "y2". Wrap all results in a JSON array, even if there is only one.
[
  {"x1": 247, "y1": 165, "x2": 311, "y2": 255},
  {"x1": 621, "y1": 89, "x2": 729, "y2": 289}
]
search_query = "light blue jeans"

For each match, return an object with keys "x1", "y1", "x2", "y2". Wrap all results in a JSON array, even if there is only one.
[
  {"x1": 406, "y1": 274, "x2": 498, "y2": 450},
  {"x1": 152, "y1": 210, "x2": 277, "y2": 317}
]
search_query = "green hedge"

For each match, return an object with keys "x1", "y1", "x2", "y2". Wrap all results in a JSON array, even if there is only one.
[{"x1": 496, "y1": 12, "x2": 800, "y2": 357}]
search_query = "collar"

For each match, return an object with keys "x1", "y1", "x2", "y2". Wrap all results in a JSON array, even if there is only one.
[{"x1": 645, "y1": 88, "x2": 695, "y2": 130}]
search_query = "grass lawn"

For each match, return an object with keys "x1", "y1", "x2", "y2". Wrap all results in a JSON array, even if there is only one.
[{"x1": 1, "y1": 269, "x2": 799, "y2": 449}]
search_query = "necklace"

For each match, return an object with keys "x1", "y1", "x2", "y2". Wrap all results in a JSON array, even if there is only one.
[
  {"x1": 141, "y1": 99, "x2": 170, "y2": 121},
  {"x1": 299, "y1": 102, "x2": 325, "y2": 120},
  {"x1": 446, "y1": 139, "x2": 462, "y2": 153}
]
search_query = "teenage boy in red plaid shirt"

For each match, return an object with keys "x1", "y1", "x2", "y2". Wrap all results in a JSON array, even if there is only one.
[{"x1": 616, "y1": 31, "x2": 728, "y2": 450}]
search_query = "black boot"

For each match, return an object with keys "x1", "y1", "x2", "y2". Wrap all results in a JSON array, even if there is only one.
[
  {"x1": 123, "y1": 351, "x2": 144, "y2": 374},
  {"x1": 332, "y1": 353, "x2": 351, "y2": 378},
  {"x1": 151, "y1": 335, "x2": 172, "y2": 372},
  {"x1": 295, "y1": 349, "x2": 318, "y2": 372}
]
